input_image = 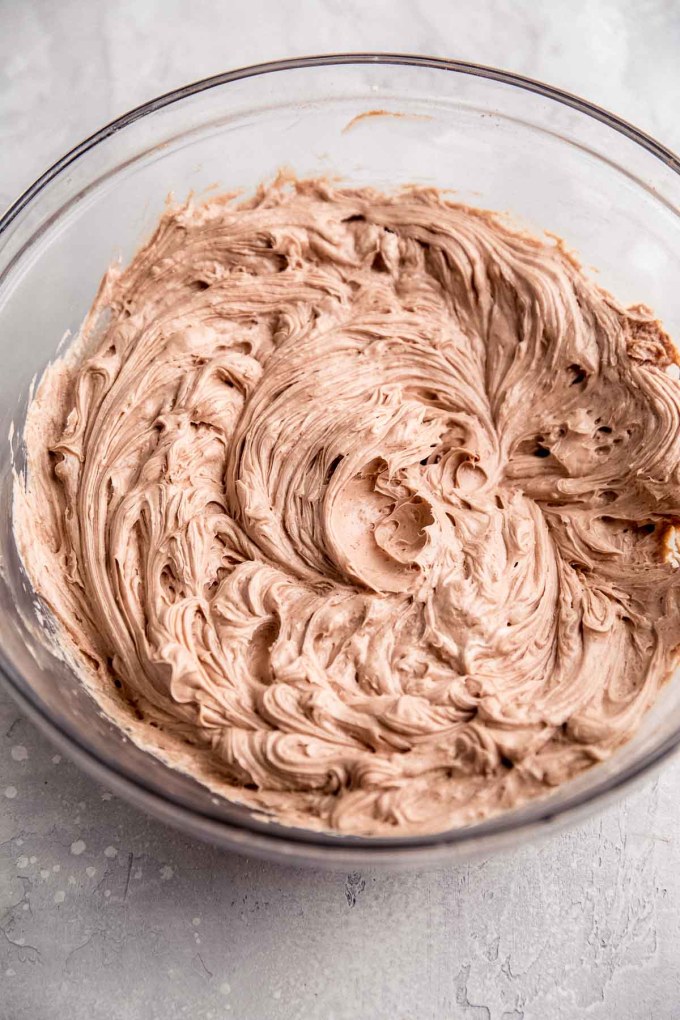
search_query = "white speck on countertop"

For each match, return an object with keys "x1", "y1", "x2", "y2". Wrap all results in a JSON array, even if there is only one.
[
  {"x1": 104, "y1": 845, "x2": 118, "y2": 858},
  {"x1": 53, "y1": 891, "x2": 65, "y2": 904},
  {"x1": 160, "y1": 866, "x2": 174, "y2": 881},
  {"x1": 11, "y1": 745, "x2": 28, "y2": 761},
  {"x1": 4, "y1": 786, "x2": 17, "y2": 799},
  {"x1": 70, "y1": 840, "x2": 86, "y2": 856}
]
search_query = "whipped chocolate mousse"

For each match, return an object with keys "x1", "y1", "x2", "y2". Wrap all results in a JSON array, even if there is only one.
[{"x1": 17, "y1": 177, "x2": 680, "y2": 835}]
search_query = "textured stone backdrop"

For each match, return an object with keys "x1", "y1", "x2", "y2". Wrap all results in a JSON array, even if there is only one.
[{"x1": 1, "y1": 2, "x2": 680, "y2": 1017}]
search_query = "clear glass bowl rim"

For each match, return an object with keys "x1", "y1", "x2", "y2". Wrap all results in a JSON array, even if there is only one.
[{"x1": 2, "y1": 52, "x2": 680, "y2": 866}]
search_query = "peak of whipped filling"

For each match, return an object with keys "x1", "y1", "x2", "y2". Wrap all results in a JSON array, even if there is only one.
[{"x1": 19, "y1": 178, "x2": 680, "y2": 835}]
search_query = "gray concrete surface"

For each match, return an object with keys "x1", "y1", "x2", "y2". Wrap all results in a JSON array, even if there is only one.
[{"x1": 2, "y1": 2, "x2": 680, "y2": 1017}]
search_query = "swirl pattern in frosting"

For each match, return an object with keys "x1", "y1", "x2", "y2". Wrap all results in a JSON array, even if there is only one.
[{"x1": 18, "y1": 178, "x2": 680, "y2": 835}]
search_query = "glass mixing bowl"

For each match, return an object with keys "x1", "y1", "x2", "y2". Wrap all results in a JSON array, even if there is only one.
[{"x1": 2, "y1": 55, "x2": 680, "y2": 869}]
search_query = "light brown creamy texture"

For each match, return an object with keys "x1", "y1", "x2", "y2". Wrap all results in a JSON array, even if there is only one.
[{"x1": 18, "y1": 178, "x2": 680, "y2": 835}]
